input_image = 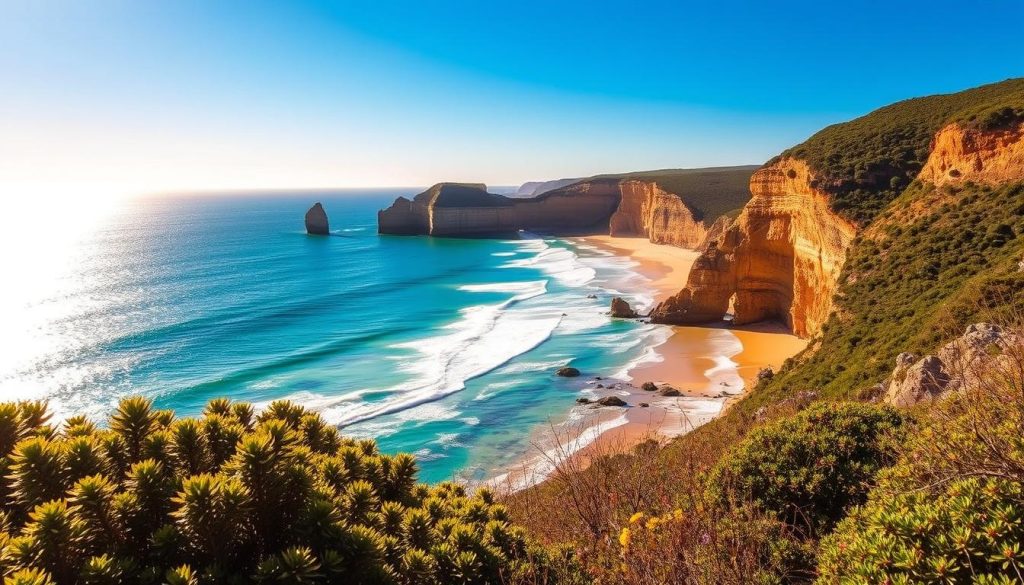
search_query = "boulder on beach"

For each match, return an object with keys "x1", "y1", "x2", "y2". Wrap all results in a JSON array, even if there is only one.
[
  {"x1": 596, "y1": 396, "x2": 627, "y2": 407},
  {"x1": 610, "y1": 297, "x2": 638, "y2": 318},
  {"x1": 576, "y1": 397, "x2": 592, "y2": 404},
  {"x1": 305, "y1": 202, "x2": 330, "y2": 235},
  {"x1": 641, "y1": 381, "x2": 657, "y2": 392},
  {"x1": 658, "y1": 387, "x2": 681, "y2": 397},
  {"x1": 639, "y1": 402, "x2": 650, "y2": 408},
  {"x1": 556, "y1": 367, "x2": 581, "y2": 377}
]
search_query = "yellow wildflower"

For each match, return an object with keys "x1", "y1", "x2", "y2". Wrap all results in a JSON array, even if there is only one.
[
  {"x1": 619, "y1": 527, "x2": 631, "y2": 548},
  {"x1": 645, "y1": 517, "x2": 660, "y2": 530},
  {"x1": 629, "y1": 512, "x2": 644, "y2": 524},
  {"x1": 673, "y1": 508, "x2": 683, "y2": 520}
]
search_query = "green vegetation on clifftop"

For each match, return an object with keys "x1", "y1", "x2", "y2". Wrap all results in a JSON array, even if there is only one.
[
  {"x1": 584, "y1": 166, "x2": 757, "y2": 222},
  {"x1": 780, "y1": 77, "x2": 1024, "y2": 224}
]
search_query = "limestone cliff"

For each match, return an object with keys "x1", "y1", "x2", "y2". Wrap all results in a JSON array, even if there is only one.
[
  {"x1": 378, "y1": 171, "x2": 751, "y2": 244},
  {"x1": 608, "y1": 180, "x2": 709, "y2": 248},
  {"x1": 918, "y1": 121, "x2": 1024, "y2": 187},
  {"x1": 514, "y1": 178, "x2": 580, "y2": 198},
  {"x1": 651, "y1": 158, "x2": 856, "y2": 337},
  {"x1": 652, "y1": 115, "x2": 1024, "y2": 340},
  {"x1": 378, "y1": 181, "x2": 621, "y2": 237}
]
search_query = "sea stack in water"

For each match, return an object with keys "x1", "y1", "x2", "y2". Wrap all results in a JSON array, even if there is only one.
[
  {"x1": 610, "y1": 297, "x2": 638, "y2": 318},
  {"x1": 305, "y1": 202, "x2": 330, "y2": 235}
]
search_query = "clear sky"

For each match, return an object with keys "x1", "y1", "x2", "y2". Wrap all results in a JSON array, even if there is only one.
[{"x1": 2, "y1": 0, "x2": 1022, "y2": 199}]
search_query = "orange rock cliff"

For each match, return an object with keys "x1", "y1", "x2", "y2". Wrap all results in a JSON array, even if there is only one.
[
  {"x1": 377, "y1": 170, "x2": 752, "y2": 245},
  {"x1": 652, "y1": 121, "x2": 1024, "y2": 338}
]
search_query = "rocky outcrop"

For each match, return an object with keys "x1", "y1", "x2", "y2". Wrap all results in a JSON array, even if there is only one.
[
  {"x1": 556, "y1": 367, "x2": 581, "y2": 377},
  {"x1": 610, "y1": 297, "x2": 638, "y2": 318},
  {"x1": 649, "y1": 243, "x2": 736, "y2": 324},
  {"x1": 608, "y1": 180, "x2": 709, "y2": 248},
  {"x1": 698, "y1": 214, "x2": 734, "y2": 252},
  {"x1": 884, "y1": 323, "x2": 1020, "y2": 406},
  {"x1": 305, "y1": 202, "x2": 330, "y2": 235},
  {"x1": 651, "y1": 158, "x2": 857, "y2": 338},
  {"x1": 918, "y1": 122, "x2": 1024, "y2": 187}
]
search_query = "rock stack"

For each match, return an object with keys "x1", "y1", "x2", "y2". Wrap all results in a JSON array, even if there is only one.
[
  {"x1": 610, "y1": 297, "x2": 638, "y2": 318},
  {"x1": 305, "y1": 202, "x2": 330, "y2": 235}
]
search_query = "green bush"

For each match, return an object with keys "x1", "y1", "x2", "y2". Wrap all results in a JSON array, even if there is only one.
[
  {"x1": 0, "y1": 397, "x2": 563, "y2": 584},
  {"x1": 708, "y1": 403, "x2": 908, "y2": 538},
  {"x1": 817, "y1": 352, "x2": 1024, "y2": 584},
  {"x1": 817, "y1": 478, "x2": 1023, "y2": 584}
]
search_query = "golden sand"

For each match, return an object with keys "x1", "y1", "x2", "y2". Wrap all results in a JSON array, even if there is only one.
[{"x1": 573, "y1": 236, "x2": 807, "y2": 455}]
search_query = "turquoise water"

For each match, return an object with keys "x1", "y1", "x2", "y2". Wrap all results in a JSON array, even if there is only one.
[{"x1": 0, "y1": 192, "x2": 665, "y2": 483}]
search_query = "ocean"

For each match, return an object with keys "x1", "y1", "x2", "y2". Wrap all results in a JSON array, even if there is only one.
[{"x1": 0, "y1": 191, "x2": 669, "y2": 483}]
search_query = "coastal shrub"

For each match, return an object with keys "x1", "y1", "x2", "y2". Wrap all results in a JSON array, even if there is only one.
[
  {"x1": 601, "y1": 505, "x2": 803, "y2": 585},
  {"x1": 0, "y1": 397, "x2": 567, "y2": 584},
  {"x1": 707, "y1": 403, "x2": 908, "y2": 538},
  {"x1": 817, "y1": 478, "x2": 1024, "y2": 584},
  {"x1": 817, "y1": 340, "x2": 1024, "y2": 583},
  {"x1": 505, "y1": 417, "x2": 814, "y2": 584}
]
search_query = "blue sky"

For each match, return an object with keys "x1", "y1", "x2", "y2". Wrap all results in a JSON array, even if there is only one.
[{"x1": 2, "y1": 0, "x2": 1022, "y2": 196}]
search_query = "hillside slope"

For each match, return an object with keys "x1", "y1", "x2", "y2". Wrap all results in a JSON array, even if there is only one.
[
  {"x1": 652, "y1": 78, "x2": 1024, "y2": 338},
  {"x1": 509, "y1": 78, "x2": 1024, "y2": 584}
]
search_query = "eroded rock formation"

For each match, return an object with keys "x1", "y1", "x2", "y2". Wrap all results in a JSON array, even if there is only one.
[
  {"x1": 305, "y1": 202, "x2": 330, "y2": 235},
  {"x1": 610, "y1": 297, "x2": 638, "y2": 318},
  {"x1": 918, "y1": 122, "x2": 1024, "y2": 187},
  {"x1": 651, "y1": 158, "x2": 856, "y2": 337},
  {"x1": 884, "y1": 323, "x2": 1020, "y2": 406},
  {"x1": 608, "y1": 180, "x2": 710, "y2": 248}
]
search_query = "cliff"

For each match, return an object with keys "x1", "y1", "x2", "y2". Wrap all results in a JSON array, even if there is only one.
[
  {"x1": 378, "y1": 167, "x2": 755, "y2": 244},
  {"x1": 514, "y1": 178, "x2": 580, "y2": 198},
  {"x1": 651, "y1": 159, "x2": 856, "y2": 337},
  {"x1": 917, "y1": 121, "x2": 1024, "y2": 187},
  {"x1": 608, "y1": 180, "x2": 710, "y2": 248},
  {"x1": 378, "y1": 181, "x2": 620, "y2": 237},
  {"x1": 653, "y1": 81, "x2": 1024, "y2": 342}
]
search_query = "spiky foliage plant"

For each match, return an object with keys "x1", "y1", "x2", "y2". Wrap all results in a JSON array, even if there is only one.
[{"x1": 0, "y1": 397, "x2": 562, "y2": 584}]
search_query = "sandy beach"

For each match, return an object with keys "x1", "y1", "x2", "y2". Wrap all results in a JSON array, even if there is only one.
[
  {"x1": 567, "y1": 237, "x2": 806, "y2": 459},
  {"x1": 490, "y1": 236, "x2": 808, "y2": 491}
]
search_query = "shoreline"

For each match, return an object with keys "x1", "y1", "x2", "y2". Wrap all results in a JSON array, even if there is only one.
[{"x1": 491, "y1": 236, "x2": 807, "y2": 491}]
